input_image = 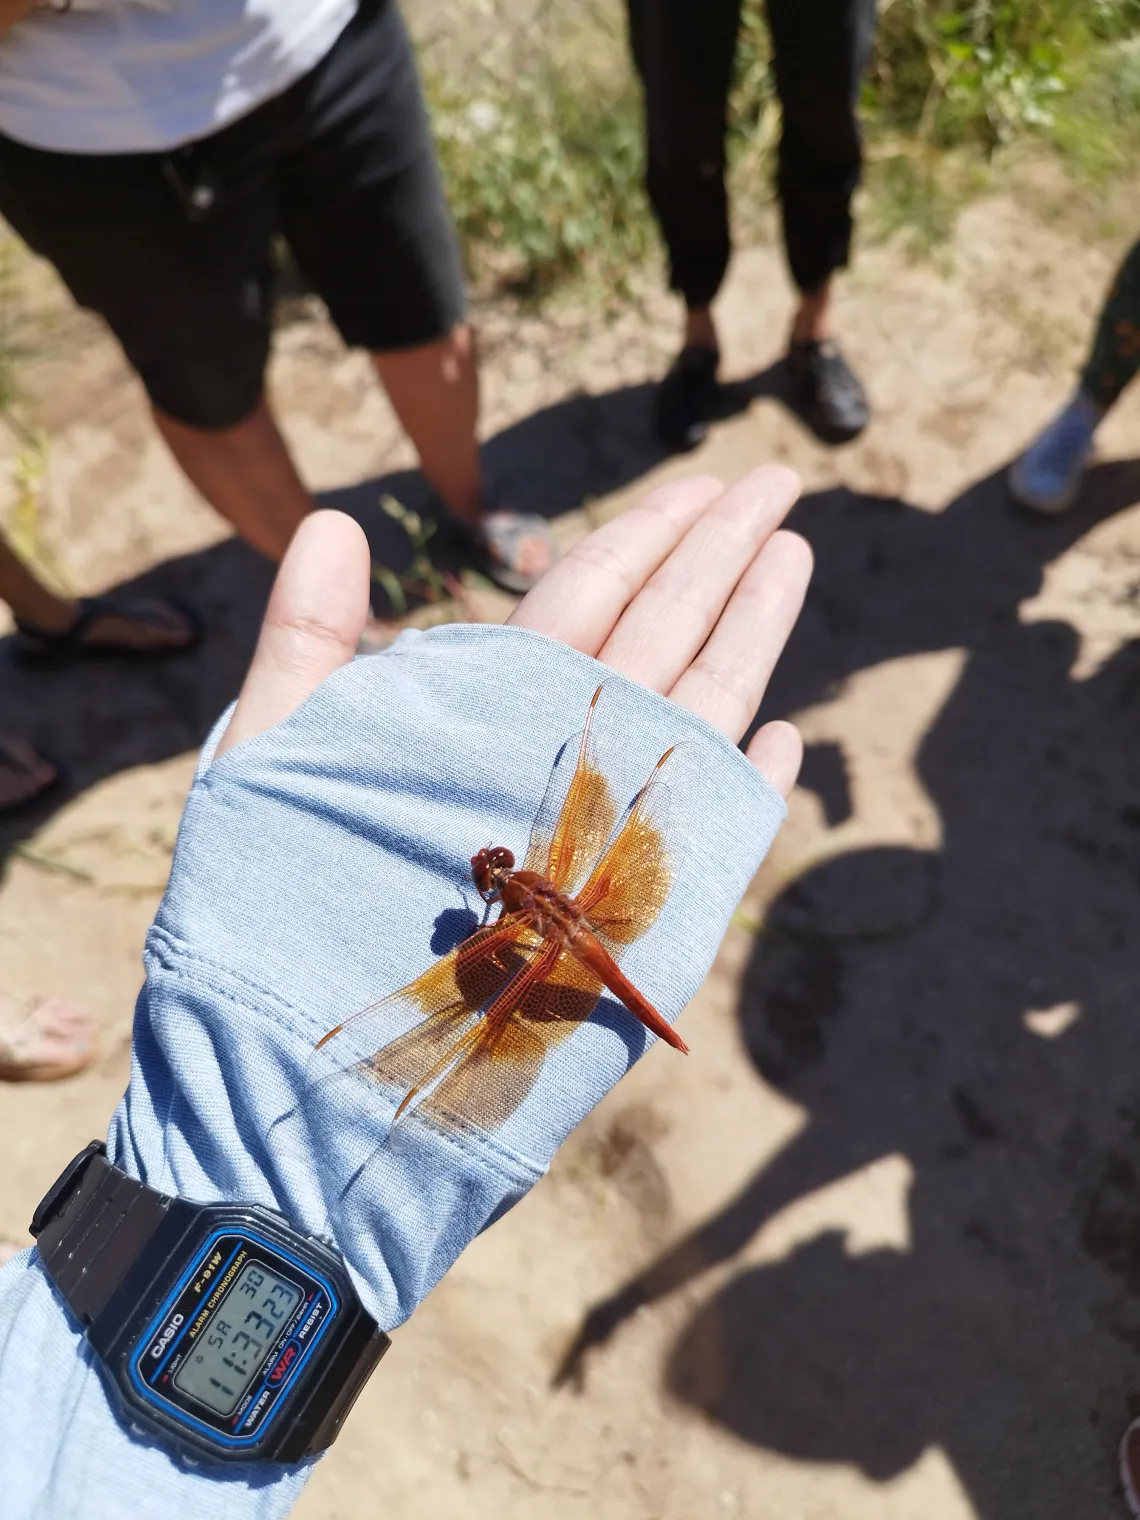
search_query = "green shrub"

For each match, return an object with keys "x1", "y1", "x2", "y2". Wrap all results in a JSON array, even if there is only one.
[
  {"x1": 864, "y1": 1, "x2": 1080, "y2": 149},
  {"x1": 420, "y1": 1, "x2": 1139, "y2": 296},
  {"x1": 426, "y1": 16, "x2": 650, "y2": 296}
]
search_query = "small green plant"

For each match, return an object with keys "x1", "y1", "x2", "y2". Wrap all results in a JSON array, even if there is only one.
[
  {"x1": 370, "y1": 494, "x2": 450, "y2": 616},
  {"x1": 1089, "y1": 0, "x2": 1140, "y2": 40},
  {"x1": 1046, "y1": 34, "x2": 1140, "y2": 181},
  {"x1": 0, "y1": 240, "x2": 30, "y2": 422},
  {"x1": 866, "y1": 149, "x2": 987, "y2": 258},
  {"x1": 5, "y1": 427, "x2": 71, "y2": 591},
  {"x1": 0, "y1": 237, "x2": 72, "y2": 590}
]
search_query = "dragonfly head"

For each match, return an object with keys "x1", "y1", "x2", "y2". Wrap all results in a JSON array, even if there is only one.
[{"x1": 471, "y1": 845, "x2": 515, "y2": 897}]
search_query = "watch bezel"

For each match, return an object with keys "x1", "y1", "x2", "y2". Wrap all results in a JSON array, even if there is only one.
[{"x1": 89, "y1": 1202, "x2": 369, "y2": 1465}]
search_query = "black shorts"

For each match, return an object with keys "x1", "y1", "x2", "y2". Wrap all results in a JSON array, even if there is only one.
[{"x1": 0, "y1": 0, "x2": 466, "y2": 429}]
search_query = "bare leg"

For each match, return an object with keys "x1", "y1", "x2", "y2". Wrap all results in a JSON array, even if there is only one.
[
  {"x1": 684, "y1": 283, "x2": 830, "y2": 355},
  {"x1": 156, "y1": 332, "x2": 492, "y2": 542},
  {"x1": 372, "y1": 323, "x2": 553, "y2": 584},
  {"x1": 784, "y1": 276, "x2": 866, "y2": 442},
  {"x1": 0, "y1": 532, "x2": 77, "y2": 631},
  {"x1": 370, "y1": 324, "x2": 483, "y2": 527},
  {"x1": 657, "y1": 305, "x2": 723, "y2": 452},
  {"x1": 156, "y1": 338, "x2": 550, "y2": 587},
  {"x1": 151, "y1": 395, "x2": 312, "y2": 562},
  {"x1": 683, "y1": 305, "x2": 719, "y2": 353},
  {"x1": 0, "y1": 526, "x2": 199, "y2": 648},
  {"x1": 790, "y1": 280, "x2": 833, "y2": 344}
]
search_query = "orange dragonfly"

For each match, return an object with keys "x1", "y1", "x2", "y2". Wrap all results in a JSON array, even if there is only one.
[{"x1": 313, "y1": 685, "x2": 686, "y2": 1134}]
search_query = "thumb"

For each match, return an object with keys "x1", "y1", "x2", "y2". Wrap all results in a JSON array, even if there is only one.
[{"x1": 215, "y1": 510, "x2": 372, "y2": 759}]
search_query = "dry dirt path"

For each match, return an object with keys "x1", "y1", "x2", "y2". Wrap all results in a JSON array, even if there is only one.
[{"x1": 2, "y1": 190, "x2": 1140, "y2": 1520}]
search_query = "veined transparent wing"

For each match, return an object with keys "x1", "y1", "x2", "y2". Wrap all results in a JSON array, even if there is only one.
[
  {"x1": 408, "y1": 941, "x2": 605, "y2": 1131},
  {"x1": 574, "y1": 742, "x2": 676, "y2": 949},
  {"x1": 308, "y1": 921, "x2": 606, "y2": 1135},
  {"x1": 308, "y1": 917, "x2": 539, "y2": 1100},
  {"x1": 522, "y1": 686, "x2": 618, "y2": 895}
]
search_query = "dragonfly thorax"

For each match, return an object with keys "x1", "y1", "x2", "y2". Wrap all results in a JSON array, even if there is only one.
[{"x1": 496, "y1": 869, "x2": 586, "y2": 942}]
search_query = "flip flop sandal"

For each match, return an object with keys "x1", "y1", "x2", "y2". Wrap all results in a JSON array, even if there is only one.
[
  {"x1": 12, "y1": 593, "x2": 204, "y2": 666},
  {"x1": 0, "y1": 735, "x2": 59, "y2": 816},
  {"x1": 0, "y1": 995, "x2": 96, "y2": 1083},
  {"x1": 448, "y1": 511, "x2": 559, "y2": 596}
]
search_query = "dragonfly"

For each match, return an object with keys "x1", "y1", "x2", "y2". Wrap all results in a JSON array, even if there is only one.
[{"x1": 313, "y1": 685, "x2": 687, "y2": 1135}]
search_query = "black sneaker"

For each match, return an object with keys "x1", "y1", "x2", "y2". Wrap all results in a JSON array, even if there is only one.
[
  {"x1": 785, "y1": 338, "x2": 870, "y2": 444},
  {"x1": 655, "y1": 345, "x2": 720, "y2": 452}
]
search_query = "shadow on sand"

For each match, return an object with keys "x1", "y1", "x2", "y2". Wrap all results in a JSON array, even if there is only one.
[
  {"x1": 0, "y1": 361, "x2": 789, "y2": 872},
  {"x1": 9, "y1": 369, "x2": 1140, "y2": 1513},
  {"x1": 557, "y1": 455, "x2": 1140, "y2": 1514}
]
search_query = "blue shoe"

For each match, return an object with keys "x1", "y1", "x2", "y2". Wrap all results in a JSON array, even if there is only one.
[{"x1": 1008, "y1": 392, "x2": 1102, "y2": 515}]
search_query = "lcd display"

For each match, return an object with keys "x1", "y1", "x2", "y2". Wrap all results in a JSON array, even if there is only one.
[{"x1": 173, "y1": 1261, "x2": 302, "y2": 1417}]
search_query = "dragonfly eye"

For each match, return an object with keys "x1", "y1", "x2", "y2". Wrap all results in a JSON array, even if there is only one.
[{"x1": 471, "y1": 846, "x2": 514, "y2": 895}]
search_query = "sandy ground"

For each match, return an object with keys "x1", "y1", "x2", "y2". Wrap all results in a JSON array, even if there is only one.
[{"x1": 3, "y1": 182, "x2": 1140, "y2": 1519}]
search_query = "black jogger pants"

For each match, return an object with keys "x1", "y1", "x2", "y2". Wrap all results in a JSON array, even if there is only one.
[{"x1": 627, "y1": 0, "x2": 877, "y2": 306}]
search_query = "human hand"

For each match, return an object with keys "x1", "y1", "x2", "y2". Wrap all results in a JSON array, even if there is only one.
[
  {"x1": 216, "y1": 467, "x2": 811, "y2": 792},
  {"x1": 161, "y1": 465, "x2": 812, "y2": 1330}
]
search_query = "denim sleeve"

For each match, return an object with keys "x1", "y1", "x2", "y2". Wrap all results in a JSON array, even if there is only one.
[{"x1": 0, "y1": 623, "x2": 786, "y2": 1519}]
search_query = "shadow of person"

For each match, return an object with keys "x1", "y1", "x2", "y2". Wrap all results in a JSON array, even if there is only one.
[
  {"x1": 667, "y1": 1234, "x2": 933, "y2": 1481},
  {"x1": 0, "y1": 360, "x2": 775, "y2": 881},
  {"x1": 312, "y1": 377, "x2": 1140, "y2": 616},
  {"x1": 324, "y1": 362, "x2": 791, "y2": 585},
  {"x1": 0, "y1": 536, "x2": 273, "y2": 872},
  {"x1": 0, "y1": 359, "x2": 714, "y2": 853},
  {"x1": 0, "y1": 377, "x2": 675, "y2": 875},
  {"x1": 0, "y1": 459, "x2": 442, "y2": 865},
  {"x1": 0, "y1": 449, "x2": 488, "y2": 872},
  {"x1": 664, "y1": 1221, "x2": 1119, "y2": 1504},
  {"x1": 0, "y1": 466, "x2": 426, "y2": 866},
  {"x1": 557, "y1": 458, "x2": 1140, "y2": 1515},
  {"x1": 478, "y1": 362, "x2": 795, "y2": 506}
]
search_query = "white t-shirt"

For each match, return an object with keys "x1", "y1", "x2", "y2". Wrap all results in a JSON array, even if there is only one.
[{"x1": 0, "y1": 0, "x2": 359, "y2": 154}]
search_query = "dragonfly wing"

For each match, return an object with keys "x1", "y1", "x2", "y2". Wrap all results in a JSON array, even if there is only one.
[
  {"x1": 522, "y1": 685, "x2": 618, "y2": 895},
  {"x1": 308, "y1": 917, "x2": 542, "y2": 1098},
  {"x1": 418, "y1": 1000, "x2": 549, "y2": 1133},
  {"x1": 418, "y1": 942, "x2": 606, "y2": 1131},
  {"x1": 574, "y1": 743, "x2": 676, "y2": 949},
  {"x1": 515, "y1": 940, "x2": 605, "y2": 1027}
]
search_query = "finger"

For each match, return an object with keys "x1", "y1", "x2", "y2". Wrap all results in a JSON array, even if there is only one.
[
  {"x1": 595, "y1": 466, "x2": 802, "y2": 692},
  {"x1": 745, "y1": 720, "x2": 803, "y2": 798},
  {"x1": 215, "y1": 511, "x2": 371, "y2": 758},
  {"x1": 667, "y1": 528, "x2": 813, "y2": 742},
  {"x1": 506, "y1": 476, "x2": 724, "y2": 652}
]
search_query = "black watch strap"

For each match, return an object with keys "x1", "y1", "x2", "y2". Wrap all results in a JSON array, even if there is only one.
[{"x1": 30, "y1": 1141, "x2": 173, "y2": 1325}]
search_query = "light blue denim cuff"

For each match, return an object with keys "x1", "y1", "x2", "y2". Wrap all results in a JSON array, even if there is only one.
[{"x1": 0, "y1": 623, "x2": 786, "y2": 1519}]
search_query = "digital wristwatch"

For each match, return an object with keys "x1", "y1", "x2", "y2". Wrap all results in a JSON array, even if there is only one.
[{"x1": 30, "y1": 1141, "x2": 390, "y2": 1466}]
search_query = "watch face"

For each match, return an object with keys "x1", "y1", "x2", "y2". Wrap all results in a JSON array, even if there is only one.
[{"x1": 129, "y1": 1229, "x2": 339, "y2": 1451}]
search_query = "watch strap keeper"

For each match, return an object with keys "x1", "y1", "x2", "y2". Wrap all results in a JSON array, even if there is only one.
[{"x1": 30, "y1": 1141, "x2": 173, "y2": 1325}]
